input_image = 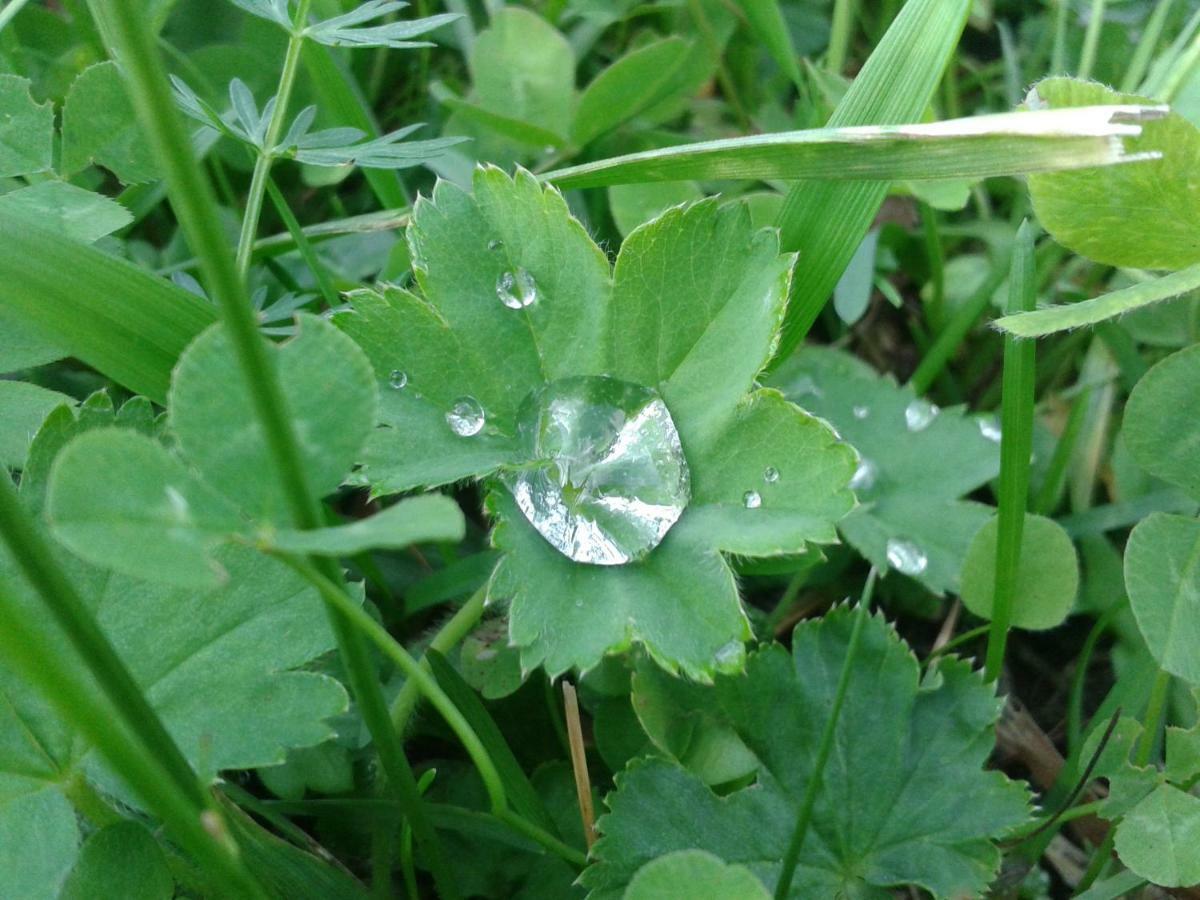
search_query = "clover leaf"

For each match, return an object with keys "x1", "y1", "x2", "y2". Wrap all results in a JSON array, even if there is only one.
[
  {"x1": 581, "y1": 607, "x2": 1031, "y2": 898},
  {"x1": 337, "y1": 166, "x2": 856, "y2": 679}
]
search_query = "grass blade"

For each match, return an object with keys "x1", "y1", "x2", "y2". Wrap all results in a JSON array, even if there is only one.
[
  {"x1": 995, "y1": 261, "x2": 1200, "y2": 337},
  {"x1": 544, "y1": 106, "x2": 1159, "y2": 188},
  {"x1": 0, "y1": 216, "x2": 215, "y2": 404},
  {"x1": 984, "y1": 221, "x2": 1038, "y2": 683},
  {"x1": 772, "y1": 0, "x2": 972, "y2": 362},
  {"x1": 735, "y1": 0, "x2": 803, "y2": 90}
]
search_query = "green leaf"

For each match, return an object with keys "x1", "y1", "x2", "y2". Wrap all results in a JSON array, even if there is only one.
[
  {"x1": 0, "y1": 783, "x2": 77, "y2": 900},
  {"x1": 170, "y1": 314, "x2": 377, "y2": 521},
  {"x1": 571, "y1": 38, "x2": 692, "y2": 147},
  {"x1": 625, "y1": 850, "x2": 770, "y2": 900},
  {"x1": 0, "y1": 312, "x2": 66, "y2": 374},
  {"x1": 772, "y1": 0, "x2": 970, "y2": 359},
  {"x1": 582, "y1": 608, "x2": 1030, "y2": 898},
  {"x1": 46, "y1": 429, "x2": 242, "y2": 588},
  {"x1": 0, "y1": 216, "x2": 216, "y2": 405},
  {"x1": 546, "y1": 106, "x2": 1155, "y2": 189},
  {"x1": 994, "y1": 262, "x2": 1200, "y2": 337},
  {"x1": 1124, "y1": 513, "x2": 1200, "y2": 685},
  {"x1": 264, "y1": 494, "x2": 466, "y2": 555},
  {"x1": 735, "y1": 0, "x2": 803, "y2": 90},
  {"x1": 0, "y1": 381, "x2": 73, "y2": 469},
  {"x1": 1123, "y1": 344, "x2": 1200, "y2": 500},
  {"x1": 607, "y1": 182, "x2": 704, "y2": 238},
  {"x1": 61, "y1": 62, "x2": 162, "y2": 184},
  {"x1": 493, "y1": 489, "x2": 749, "y2": 681},
  {"x1": 1114, "y1": 784, "x2": 1200, "y2": 888},
  {"x1": 304, "y1": 2, "x2": 459, "y2": 50},
  {"x1": 469, "y1": 8, "x2": 575, "y2": 139},
  {"x1": 0, "y1": 183, "x2": 132, "y2": 244},
  {"x1": 960, "y1": 513, "x2": 1079, "y2": 630},
  {"x1": 0, "y1": 74, "x2": 52, "y2": 178},
  {"x1": 1028, "y1": 78, "x2": 1200, "y2": 270},
  {"x1": 772, "y1": 347, "x2": 999, "y2": 593},
  {"x1": 60, "y1": 821, "x2": 173, "y2": 900}
]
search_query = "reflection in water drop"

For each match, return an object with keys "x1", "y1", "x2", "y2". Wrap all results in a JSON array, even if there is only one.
[
  {"x1": 743, "y1": 490, "x2": 762, "y2": 509},
  {"x1": 852, "y1": 405, "x2": 870, "y2": 420},
  {"x1": 904, "y1": 398, "x2": 939, "y2": 432},
  {"x1": 978, "y1": 417, "x2": 1002, "y2": 443},
  {"x1": 487, "y1": 239, "x2": 504, "y2": 251},
  {"x1": 446, "y1": 397, "x2": 486, "y2": 437},
  {"x1": 509, "y1": 376, "x2": 690, "y2": 565},
  {"x1": 764, "y1": 466, "x2": 780, "y2": 484},
  {"x1": 848, "y1": 458, "x2": 876, "y2": 492},
  {"x1": 886, "y1": 537, "x2": 928, "y2": 576},
  {"x1": 496, "y1": 268, "x2": 538, "y2": 309},
  {"x1": 714, "y1": 640, "x2": 743, "y2": 667},
  {"x1": 388, "y1": 369, "x2": 408, "y2": 389}
]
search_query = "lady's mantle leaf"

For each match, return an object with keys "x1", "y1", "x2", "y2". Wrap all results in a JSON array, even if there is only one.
[
  {"x1": 0, "y1": 380, "x2": 73, "y2": 469},
  {"x1": 772, "y1": 347, "x2": 1000, "y2": 593},
  {"x1": 624, "y1": 850, "x2": 770, "y2": 900},
  {"x1": 59, "y1": 822, "x2": 173, "y2": 900},
  {"x1": 1027, "y1": 78, "x2": 1200, "y2": 271},
  {"x1": 170, "y1": 314, "x2": 377, "y2": 521},
  {"x1": 582, "y1": 608, "x2": 1030, "y2": 898},
  {"x1": 0, "y1": 74, "x2": 52, "y2": 178},
  {"x1": 61, "y1": 62, "x2": 162, "y2": 185}
]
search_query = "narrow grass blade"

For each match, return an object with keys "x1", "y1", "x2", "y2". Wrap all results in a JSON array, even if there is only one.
[
  {"x1": 773, "y1": 0, "x2": 972, "y2": 362},
  {"x1": 735, "y1": 0, "x2": 803, "y2": 90},
  {"x1": 984, "y1": 221, "x2": 1038, "y2": 683},
  {"x1": 995, "y1": 262, "x2": 1200, "y2": 337},
  {"x1": 544, "y1": 106, "x2": 1158, "y2": 188},
  {"x1": 0, "y1": 216, "x2": 215, "y2": 404}
]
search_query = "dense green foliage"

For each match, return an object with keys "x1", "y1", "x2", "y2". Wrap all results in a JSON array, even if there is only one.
[{"x1": 1, "y1": 0, "x2": 1200, "y2": 896}]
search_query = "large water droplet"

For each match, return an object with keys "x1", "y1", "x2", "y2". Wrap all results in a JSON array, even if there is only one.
[
  {"x1": 388, "y1": 369, "x2": 408, "y2": 389},
  {"x1": 714, "y1": 640, "x2": 743, "y2": 668},
  {"x1": 509, "y1": 375, "x2": 690, "y2": 566},
  {"x1": 848, "y1": 457, "x2": 876, "y2": 492},
  {"x1": 743, "y1": 490, "x2": 762, "y2": 509},
  {"x1": 446, "y1": 397, "x2": 485, "y2": 437},
  {"x1": 904, "y1": 398, "x2": 939, "y2": 432},
  {"x1": 977, "y1": 416, "x2": 1002, "y2": 443},
  {"x1": 852, "y1": 405, "x2": 870, "y2": 420},
  {"x1": 496, "y1": 268, "x2": 537, "y2": 309},
  {"x1": 763, "y1": 466, "x2": 780, "y2": 484},
  {"x1": 886, "y1": 537, "x2": 928, "y2": 576}
]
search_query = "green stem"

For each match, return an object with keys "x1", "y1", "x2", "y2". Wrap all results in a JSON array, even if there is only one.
[
  {"x1": 1067, "y1": 604, "x2": 1121, "y2": 754},
  {"x1": 827, "y1": 0, "x2": 857, "y2": 74},
  {"x1": 1051, "y1": 0, "x2": 1070, "y2": 73},
  {"x1": 390, "y1": 586, "x2": 488, "y2": 731},
  {"x1": 264, "y1": 175, "x2": 339, "y2": 307},
  {"x1": 924, "y1": 624, "x2": 990, "y2": 662},
  {"x1": 282, "y1": 558, "x2": 585, "y2": 868},
  {"x1": 1121, "y1": 0, "x2": 1178, "y2": 91},
  {"x1": 984, "y1": 221, "x2": 1037, "y2": 684},
  {"x1": 235, "y1": 0, "x2": 313, "y2": 276},
  {"x1": 0, "y1": 481, "x2": 265, "y2": 898},
  {"x1": 1077, "y1": 0, "x2": 1107, "y2": 80},
  {"x1": 0, "y1": 0, "x2": 30, "y2": 32},
  {"x1": 1033, "y1": 389, "x2": 1090, "y2": 516},
  {"x1": 774, "y1": 568, "x2": 878, "y2": 900},
  {"x1": 91, "y1": 5, "x2": 459, "y2": 896}
]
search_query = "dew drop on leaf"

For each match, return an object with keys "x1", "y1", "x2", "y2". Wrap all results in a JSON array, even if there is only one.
[
  {"x1": 714, "y1": 640, "x2": 743, "y2": 667},
  {"x1": 509, "y1": 375, "x2": 690, "y2": 566},
  {"x1": 852, "y1": 405, "x2": 870, "y2": 420},
  {"x1": 977, "y1": 416, "x2": 1002, "y2": 442},
  {"x1": 388, "y1": 369, "x2": 408, "y2": 389},
  {"x1": 886, "y1": 537, "x2": 928, "y2": 576},
  {"x1": 446, "y1": 397, "x2": 486, "y2": 437},
  {"x1": 743, "y1": 490, "x2": 762, "y2": 509},
  {"x1": 487, "y1": 239, "x2": 504, "y2": 251},
  {"x1": 763, "y1": 466, "x2": 780, "y2": 484},
  {"x1": 904, "y1": 398, "x2": 939, "y2": 432},
  {"x1": 848, "y1": 457, "x2": 876, "y2": 492},
  {"x1": 496, "y1": 267, "x2": 538, "y2": 309}
]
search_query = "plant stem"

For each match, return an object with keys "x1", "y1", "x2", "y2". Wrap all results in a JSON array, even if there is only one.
[
  {"x1": 774, "y1": 568, "x2": 878, "y2": 899},
  {"x1": 235, "y1": 0, "x2": 313, "y2": 276},
  {"x1": 827, "y1": 0, "x2": 857, "y2": 74},
  {"x1": 1067, "y1": 604, "x2": 1121, "y2": 754},
  {"x1": 264, "y1": 175, "x2": 340, "y2": 307},
  {"x1": 1051, "y1": 0, "x2": 1070, "y2": 73},
  {"x1": 1077, "y1": 0, "x2": 1107, "y2": 80},
  {"x1": 984, "y1": 221, "x2": 1037, "y2": 684},
  {"x1": 1121, "y1": 0, "x2": 1178, "y2": 91},
  {"x1": 0, "y1": 481, "x2": 265, "y2": 898},
  {"x1": 1033, "y1": 389, "x2": 1090, "y2": 516},
  {"x1": 390, "y1": 586, "x2": 488, "y2": 731},
  {"x1": 924, "y1": 624, "x2": 990, "y2": 662},
  {"x1": 562, "y1": 681, "x2": 597, "y2": 851},
  {"x1": 0, "y1": 0, "x2": 31, "y2": 33}
]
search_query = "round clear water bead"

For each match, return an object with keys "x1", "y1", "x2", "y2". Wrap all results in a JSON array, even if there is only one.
[
  {"x1": 446, "y1": 397, "x2": 485, "y2": 437},
  {"x1": 496, "y1": 267, "x2": 538, "y2": 309},
  {"x1": 509, "y1": 376, "x2": 690, "y2": 566},
  {"x1": 388, "y1": 369, "x2": 408, "y2": 389},
  {"x1": 848, "y1": 457, "x2": 877, "y2": 492},
  {"x1": 852, "y1": 405, "x2": 870, "y2": 420},
  {"x1": 904, "y1": 398, "x2": 939, "y2": 432},
  {"x1": 763, "y1": 466, "x2": 780, "y2": 484},
  {"x1": 977, "y1": 416, "x2": 1002, "y2": 443},
  {"x1": 743, "y1": 490, "x2": 762, "y2": 509},
  {"x1": 886, "y1": 537, "x2": 928, "y2": 576}
]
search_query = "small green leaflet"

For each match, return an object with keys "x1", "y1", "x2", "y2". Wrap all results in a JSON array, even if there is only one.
[
  {"x1": 582, "y1": 607, "x2": 1030, "y2": 898},
  {"x1": 625, "y1": 850, "x2": 770, "y2": 900},
  {"x1": 0, "y1": 74, "x2": 52, "y2": 178},
  {"x1": 771, "y1": 347, "x2": 999, "y2": 594},
  {"x1": 1123, "y1": 344, "x2": 1200, "y2": 501},
  {"x1": 61, "y1": 61, "x2": 162, "y2": 184},
  {"x1": 0, "y1": 381, "x2": 73, "y2": 469}
]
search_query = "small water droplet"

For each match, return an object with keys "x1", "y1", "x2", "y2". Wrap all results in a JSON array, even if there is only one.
[
  {"x1": 165, "y1": 485, "x2": 190, "y2": 521},
  {"x1": 474, "y1": 647, "x2": 498, "y2": 662},
  {"x1": 886, "y1": 537, "x2": 928, "y2": 576},
  {"x1": 763, "y1": 466, "x2": 780, "y2": 484},
  {"x1": 714, "y1": 640, "x2": 743, "y2": 667},
  {"x1": 388, "y1": 369, "x2": 408, "y2": 389},
  {"x1": 904, "y1": 398, "x2": 939, "y2": 432},
  {"x1": 446, "y1": 397, "x2": 485, "y2": 437},
  {"x1": 487, "y1": 239, "x2": 504, "y2": 251},
  {"x1": 743, "y1": 490, "x2": 762, "y2": 509},
  {"x1": 510, "y1": 376, "x2": 690, "y2": 565},
  {"x1": 848, "y1": 458, "x2": 876, "y2": 492},
  {"x1": 978, "y1": 417, "x2": 1002, "y2": 443},
  {"x1": 575, "y1": 598, "x2": 584, "y2": 608},
  {"x1": 852, "y1": 405, "x2": 870, "y2": 420},
  {"x1": 496, "y1": 267, "x2": 537, "y2": 309},
  {"x1": 790, "y1": 375, "x2": 822, "y2": 398}
]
